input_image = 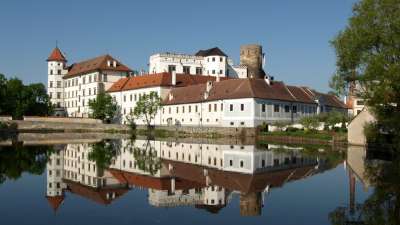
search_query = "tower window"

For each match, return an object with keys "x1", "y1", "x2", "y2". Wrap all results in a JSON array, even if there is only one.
[
  {"x1": 50, "y1": 70, "x2": 53, "y2": 75},
  {"x1": 229, "y1": 104, "x2": 233, "y2": 111},
  {"x1": 241, "y1": 104, "x2": 244, "y2": 111},
  {"x1": 212, "y1": 57, "x2": 215, "y2": 62},
  {"x1": 57, "y1": 70, "x2": 61, "y2": 75}
]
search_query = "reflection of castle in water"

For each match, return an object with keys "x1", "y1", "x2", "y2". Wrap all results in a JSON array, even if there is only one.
[{"x1": 46, "y1": 139, "x2": 324, "y2": 216}]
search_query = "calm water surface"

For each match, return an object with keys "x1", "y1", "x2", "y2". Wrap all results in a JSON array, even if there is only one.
[{"x1": 0, "y1": 134, "x2": 394, "y2": 225}]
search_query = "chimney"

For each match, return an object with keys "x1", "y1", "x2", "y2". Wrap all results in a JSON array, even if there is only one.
[
  {"x1": 206, "y1": 81, "x2": 213, "y2": 92},
  {"x1": 264, "y1": 75, "x2": 273, "y2": 85},
  {"x1": 172, "y1": 71, "x2": 176, "y2": 86},
  {"x1": 113, "y1": 60, "x2": 117, "y2": 67}
]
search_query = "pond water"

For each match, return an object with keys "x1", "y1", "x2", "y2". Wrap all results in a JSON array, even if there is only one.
[{"x1": 0, "y1": 134, "x2": 395, "y2": 225}]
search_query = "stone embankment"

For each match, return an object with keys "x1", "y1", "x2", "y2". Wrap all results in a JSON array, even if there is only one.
[{"x1": 1, "y1": 116, "x2": 130, "y2": 133}]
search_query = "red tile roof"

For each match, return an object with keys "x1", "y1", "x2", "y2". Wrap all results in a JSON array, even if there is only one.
[
  {"x1": 301, "y1": 87, "x2": 348, "y2": 109},
  {"x1": 63, "y1": 179, "x2": 129, "y2": 205},
  {"x1": 46, "y1": 195, "x2": 64, "y2": 212},
  {"x1": 107, "y1": 73, "x2": 229, "y2": 93},
  {"x1": 47, "y1": 47, "x2": 67, "y2": 62},
  {"x1": 108, "y1": 168, "x2": 202, "y2": 191},
  {"x1": 63, "y1": 54, "x2": 132, "y2": 78},
  {"x1": 163, "y1": 79, "x2": 318, "y2": 105}
]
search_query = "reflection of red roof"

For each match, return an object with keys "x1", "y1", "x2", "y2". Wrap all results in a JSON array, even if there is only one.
[
  {"x1": 63, "y1": 180, "x2": 129, "y2": 205},
  {"x1": 64, "y1": 54, "x2": 132, "y2": 78},
  {"x1": 46, "y1": 195, "x2": 64, "y2": 212},
  {"x1": 47, "y1": 47, "x2": 67, "y2": 62},
  {"x1": 163, "y1": 160, "x2": 317, "y2": 193},
  {"x1": 107, "y1": 73, "x2": 229, "y2": 93},
  {"x1": 108, "y1": 168, "x2": 202, "y2": 191}
]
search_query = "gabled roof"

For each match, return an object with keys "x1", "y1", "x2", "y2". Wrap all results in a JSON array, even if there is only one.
[
  {"x1": 107, "y1": 73, "x2": 229, "y2": 93},
  {"x1": 163, "y1": 79, "x2": 317, "y2": 105},
  {"x1": 63, "y1": 179, "x2": 129, "y2": 205},
  {"x1": 64, "y1": 54, "x2": 132, "y2": 78},
  {"x1": 47, "y1": 47, "x2": 67, "y2": 62},
  {"x1": 195, "y1": 47, "x2": 227, "y2": 57},
  {"x1": 302, "y1": 87, "x2": 348, "y2": 109}
]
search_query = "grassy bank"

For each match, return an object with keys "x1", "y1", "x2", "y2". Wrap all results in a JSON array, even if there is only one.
[{"x1": 259, "y1": 130, "x2": 346, "y2": 141}]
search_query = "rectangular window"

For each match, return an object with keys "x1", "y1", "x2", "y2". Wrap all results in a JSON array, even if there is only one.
[
  {"x1": 103, "y1": 74, "x2": 107, "y2": 82},
  {"x1": 168, "y1": 65, "x2": 176, "y2": 73},
  {"x1": 195, "y1": 105, "x2": 198, "y2": 112},
  {"x1": 123, "y1": 95, "x2": 126, "y2": 102},
  {"x1": 196, "y1": 67, "x2": 202, "y2": 75},
  {"x1": 212, "y1": 70, "x2": 215, "y2": 74},
  {"x1": 285, "y1": 105, "x2": 290, "y2": 113},
  {"x1": 274, "y1": 104, "x2": 280, "y2": 112},
  {"x1": 57, "y1": 69, "x2": 61, "y2": 75},
  {"x1": 262, "y1": 104, "x2": 266, "y2": 112},
  {"x1": 292, "y1": 105, "x2": 297, "y2": 113},
  {"x1": 220, "y1": 57, "x2": 223, "y2": 62},
  {"x1": 57, "y1": 81, "x2": 61, "y2": 88},
  {"x1": 130, "y1": 94, "x2": 132, "y2": 101},
  {"x1": 356, "y1": 100, "x2": 365, "y2": 105},
  {"x1": 214, "y1": 104, "x2": 217, "y2": 112},
  {"x1": 182, "y1": 106, "x2": 185, "y2": 113},
  {"x1": 49, "y1": 81, "x2": 53, "y2": 88},
  {"x1": 209, "y1": 104, "x2": 211, "y2": 112},
  {"x1": 221, "y1": 103, "x2": 223, "y2": 111},
  {"x1": 183, "y1": 66, "x2": 190, "y2": 74},
  {"x1": 212, "y1": 57, "x2": 215, "y2": 62},
  {"x1": 57, "y1": 92, "x2": 61, "y2": 99},
  {"x1": 189, "y1": 105, "x2": 191, "y2": 113},
  {"x1": 240, "y1": 104, "x2": 244, "y2": 111},
  {"x1": 230, "y1": 104, "x2": 233, "y2": 111}
]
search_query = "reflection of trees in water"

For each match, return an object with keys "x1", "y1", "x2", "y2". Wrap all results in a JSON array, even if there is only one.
[
  {"x1": 0, "y1": 144, "x2": 54, "y2": 184},
  {"x1": 88, "y1": 139, "x2": 121, "y2": 173},
  {"x1": 329, "y1": 152, "x2": 400, "y2": 225},
  {"x1": 130, "y1": 139, "x2": 161, "y2": 176}
]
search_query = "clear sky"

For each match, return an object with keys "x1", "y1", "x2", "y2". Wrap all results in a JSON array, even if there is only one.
[{"x1": 0, "y1": 0, "x2": 356, "y2": 92}]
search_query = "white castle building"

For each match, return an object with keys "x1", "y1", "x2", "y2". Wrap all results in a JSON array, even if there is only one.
[
  {"x1": 46, "y1": 47, "x2": 132, "y2": 117},
  {"x1": 47, "y1": 45, "x2": 347, "y2": 126},
  {"x1": 149, "y1": 47, "x2": 248, "y2": 78}
]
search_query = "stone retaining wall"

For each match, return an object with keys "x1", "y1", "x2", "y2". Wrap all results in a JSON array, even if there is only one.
[
  {"x1": 23, "y1": 116, "x2": 102, "y2": 124},
  {"x1": 138, "y1": 125, "x2": 257, "y2": 137},
  {"x1": 0, "y1": 116, "x2": 12, "y2": 122},
  {"x1": 15, "y1": 120, "x2": 129, "y2": 133}
]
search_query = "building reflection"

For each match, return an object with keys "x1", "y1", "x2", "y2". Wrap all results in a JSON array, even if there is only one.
[{"x1": 46, "y1": 139, "x2": 326, "y2": 216}]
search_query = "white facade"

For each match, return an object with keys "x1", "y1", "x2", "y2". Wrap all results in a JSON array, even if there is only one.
[
  {"x1": 47, "y1": 61, "x2": 68, "y2": 108},
  {"x1": 63, "y1": 70, "x2": 128, "y2": 117},
  {"x1": 149, "y1": 53, "x2": 248, "y2": 79}
]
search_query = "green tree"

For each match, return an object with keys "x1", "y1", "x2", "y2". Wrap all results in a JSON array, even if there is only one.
[
  {"x1": 300, "y1": 116, "x2": 320, "y2": 131},
  {"x1": 88, "y1": 92, "x2": 118, "y2": 122},
  {"x1": 132, "y1": 91, "x2": 161, "y2": 129},
  {"x1": 330, "y1": 0, "x2": 400, "y2": 145},
  {"x1": 88, "y1": 139, "x2": 120, "y2": 173}
]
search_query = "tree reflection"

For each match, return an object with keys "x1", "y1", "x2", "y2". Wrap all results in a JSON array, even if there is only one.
[
  {"x1": 88, "y1": 139, "x2": 121, "y2": 173},
  {"x1": 130, "y1": 139, "x2": 161, "y2": 176},
  {"x1": 0, "y1": 144, "x2": 54, "y2": 185},
  {"x1": 329, "y1": 150, "x2": 400, "y2": 225}
]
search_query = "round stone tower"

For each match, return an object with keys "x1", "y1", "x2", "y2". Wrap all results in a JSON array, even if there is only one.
[{"x1": 240, "y1": 44, "x2": 264, "y2": 79}]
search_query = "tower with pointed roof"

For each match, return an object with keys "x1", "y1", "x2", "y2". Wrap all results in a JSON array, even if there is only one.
[
  {"x1": 47, "y1": 47, "x2": 68, "y2": 114},
  {"x1": 46, "y1": 146, "x2": 66, "y2": 212}
]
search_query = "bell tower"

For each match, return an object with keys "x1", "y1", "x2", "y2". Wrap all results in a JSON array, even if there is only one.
[{"x1": 47, "y1": 46, "x2": 67, "y2": 114}]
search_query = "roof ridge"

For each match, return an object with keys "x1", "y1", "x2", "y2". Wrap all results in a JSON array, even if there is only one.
[{"x1": 284, "y1": 84, "x2": 297, "y2": 101}]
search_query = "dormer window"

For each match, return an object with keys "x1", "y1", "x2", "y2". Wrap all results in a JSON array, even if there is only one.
[
  {"x1": 113, "y1": 60, "x2": 117, "y2": 67},
  {"x1": 212, "y1": 57, "x2": 215, "y2": 62},
  {"x1": 107, "y1": 60, "x2": 111, "y2": 67}
]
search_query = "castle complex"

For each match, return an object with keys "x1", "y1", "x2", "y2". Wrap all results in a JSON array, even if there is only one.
[{"x1": 47, "y1": 44, "x2": 347, "y2": 126}]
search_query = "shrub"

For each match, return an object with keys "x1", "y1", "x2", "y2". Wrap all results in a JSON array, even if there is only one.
[{"x1": 300, "y1": 116, "x2": 320, "y2": 131}]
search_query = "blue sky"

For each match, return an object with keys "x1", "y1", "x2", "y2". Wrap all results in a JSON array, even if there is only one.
[{"x1": 0, "y1": 0, "x2": 356, "y2": 92}]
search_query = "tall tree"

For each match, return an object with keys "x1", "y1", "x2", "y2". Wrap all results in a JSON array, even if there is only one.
[
  {"x1": 330, "y1": 0, "x2": 400, "y2": 145},
  {"x1": 132, "y1": 91, "x2": 161, "y2": 128},
  {"x1": 88, "y1": 92, "x2": 118, "y2": 122}
]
